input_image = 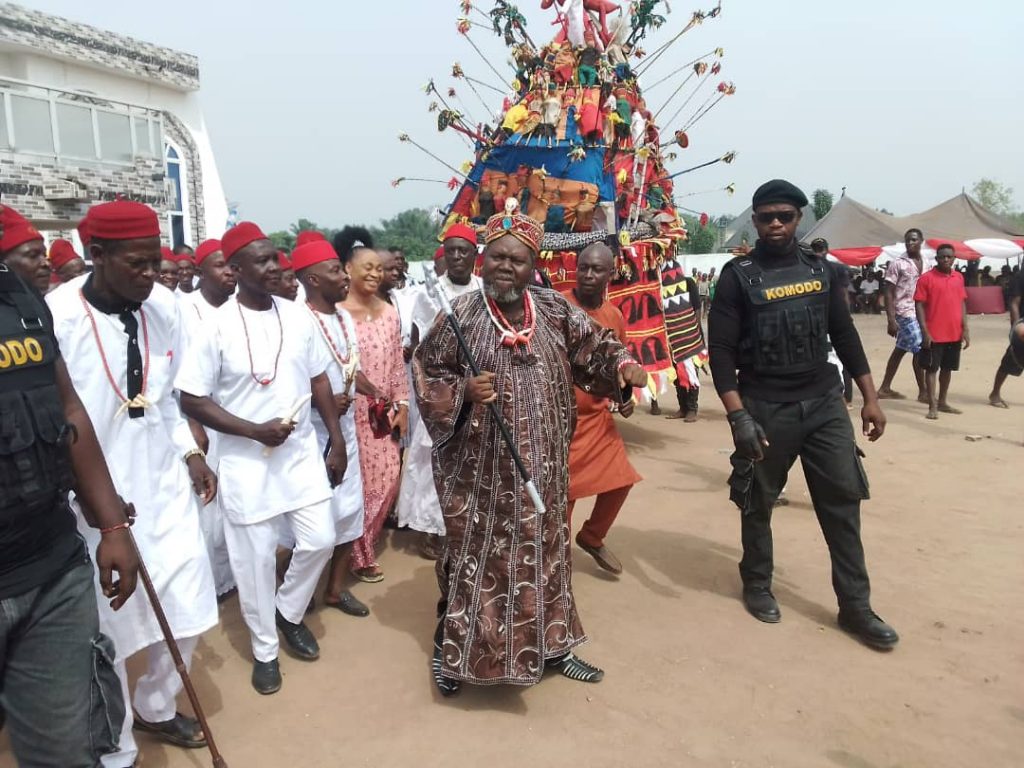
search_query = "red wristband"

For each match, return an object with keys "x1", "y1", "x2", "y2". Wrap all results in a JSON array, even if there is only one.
[{"x1": 100, "y1": 521, "x2": 131, "y2": 535}]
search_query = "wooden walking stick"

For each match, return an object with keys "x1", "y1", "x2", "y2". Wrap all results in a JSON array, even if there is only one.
[{"x1": 127, "y1": 529, "x2": 228, "y2": 767}]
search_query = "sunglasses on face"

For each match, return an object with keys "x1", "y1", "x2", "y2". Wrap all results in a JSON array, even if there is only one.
[{"x1": 754, "y1": 211, "x2": 798, "y2": 225}]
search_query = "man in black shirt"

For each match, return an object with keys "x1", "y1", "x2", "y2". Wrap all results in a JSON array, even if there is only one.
[
  {"x1": 0, "y1": 203, "x2": 140, "y2": 765},
  {"x1": 708, "y1": 180, "x2": 898, "y2": 651},
  {"x1": 988, "y1": 267, "x2": 1023, "y2": 408}
]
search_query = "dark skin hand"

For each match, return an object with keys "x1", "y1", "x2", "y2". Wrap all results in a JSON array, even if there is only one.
[
  {"x1": 180, "y1": 393, "x2": 295, "y2": 446},
  {"x1": 56, "y1": 358, "x2": 139, "y2": 610},
  {"x1": 467, "y1": 372, "x2": 498, "y2": 404},
  {"x1": 185, "y1": 454, "x2": 217, "y2": 505},
  {"x1": 311, "y1": 372, "x2": 347, "y2": 486}
]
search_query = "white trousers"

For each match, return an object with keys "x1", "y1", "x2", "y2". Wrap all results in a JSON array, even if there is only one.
[
  {"x1": 101, "y1": 634, "x2": 200, "y2": 768},
  {"x1": 201, "y1": 496, "x2": 236, "y2": 596},
  {"x1": 224, "y1": 500, "x2": 334, "y2": 662}
]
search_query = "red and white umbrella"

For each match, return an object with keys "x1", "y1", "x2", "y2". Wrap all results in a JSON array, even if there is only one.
[{"x1": 830, "y1": 238, "x2": 1024, "y2": 266}]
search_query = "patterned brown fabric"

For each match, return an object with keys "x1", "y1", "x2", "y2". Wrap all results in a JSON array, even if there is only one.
[{"x1": 413, "y1": 287, "x2": 631, "y2": 685}]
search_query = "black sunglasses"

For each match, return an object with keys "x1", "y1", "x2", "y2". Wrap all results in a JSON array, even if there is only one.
[{"x1": 754, "y1": 211, "x2": 798, "y2": 225}]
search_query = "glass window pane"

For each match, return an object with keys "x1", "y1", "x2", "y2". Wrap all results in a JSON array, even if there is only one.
[
  {"x1": 10, "y1": 95, "x2": 53, "y2": 153},
  {"x1": 96, "y1": 111, "x2": 132, "y2": 162},
  {"x1": 132, "y1": 117, "x2": 150, "y2": 156},
  {"x1": 166, "y1": 160, "x2": 183, "y2": 211},
  {"x1": 166, "y1": 145, "x2": 179, "y2": 160},
  {"x1": 150, "y1": 118, "x2": 161, "y2": 156},
  {"x1": 171, "y1": 214, "x2": 185, "y2": 250},
  {"x1": 56, "y1": 103, "x2": 95, "y2": 158}
]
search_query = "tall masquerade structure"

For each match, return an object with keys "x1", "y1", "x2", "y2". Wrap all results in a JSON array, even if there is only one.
[{"x1": 396, "y1": 0, "x2": 735, "y2": 395}]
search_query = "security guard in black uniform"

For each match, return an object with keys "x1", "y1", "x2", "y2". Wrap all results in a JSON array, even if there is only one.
[
  {"x1": 0, "y1": 203, "x2": 140, "y2": 766},
  {"x1": 708, "y1": 180, "x2": 899, "y2": 651}
]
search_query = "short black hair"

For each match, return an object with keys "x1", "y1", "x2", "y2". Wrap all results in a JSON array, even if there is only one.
[
  {"x1": 904, "y1": 228, "x2": 923, "y2": 240},
  {"x1": 810, "y1": 237, "x2": 829, "y2": 251},
  {"x1": 936, "y1": 243, "x2": 955, "y2": 255},
  {"x1": 173, "y1": 244, "x2": 194, "y2": 255}
]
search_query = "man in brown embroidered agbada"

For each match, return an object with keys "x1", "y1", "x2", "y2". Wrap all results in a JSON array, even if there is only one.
[{"x1": 414, "y1": 204, "x2": 647, "y2": 695}]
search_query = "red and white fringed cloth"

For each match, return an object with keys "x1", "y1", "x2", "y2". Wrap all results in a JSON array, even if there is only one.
[{"x1": 829, "y1": 238, "x2": 1024, "y2": 266}]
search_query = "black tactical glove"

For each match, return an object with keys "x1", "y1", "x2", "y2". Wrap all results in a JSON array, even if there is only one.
[{"x1": 727, "y1": 408, "x2": 768, "y2": 461}]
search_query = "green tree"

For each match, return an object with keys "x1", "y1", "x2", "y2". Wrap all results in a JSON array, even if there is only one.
[
  {"x1": 972, "y1": 178, "x2": 1015, "y2": 215},
  {"x1": 267, "y1": 230, "x2": 295, "y2": 251},
  {"x1": 682, "y1": 215, "x2": 719, "y2": 254},
  {"x1": 371, "y1": 208, "x2": 439, "y2": 262},
  {"x1": 811, "y1": 188, "x2": 834, "y2": 221}
]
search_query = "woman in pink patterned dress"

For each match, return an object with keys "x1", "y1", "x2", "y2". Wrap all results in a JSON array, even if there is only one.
[{"x1": 339, "y1": 243, "x2": 409, "y2": 582}]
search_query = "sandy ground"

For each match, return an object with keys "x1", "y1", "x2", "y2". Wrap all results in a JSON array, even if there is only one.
[{"x1": 2, "y1": 314, "x2": 1022, "y2": 768}]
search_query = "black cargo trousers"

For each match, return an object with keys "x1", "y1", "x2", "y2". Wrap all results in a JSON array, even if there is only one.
[{"x1": 728, "y1": 388, "x2": 873, "y2": 612}]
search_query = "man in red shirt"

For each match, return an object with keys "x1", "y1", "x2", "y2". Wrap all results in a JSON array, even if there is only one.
[{"x1": 914, "y1": 244, "x2": 970, "y2": 420}]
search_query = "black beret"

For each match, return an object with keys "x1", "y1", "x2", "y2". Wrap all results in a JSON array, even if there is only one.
[{"x1": 751, "y1": 179, "x2": 808, "y2": 209}]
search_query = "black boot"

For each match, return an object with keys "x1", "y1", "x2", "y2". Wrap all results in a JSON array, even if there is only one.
[
  {"x1": 838, "y1": 610, "x2": 899, "y2": 651},
  {"x1": 684, "y1": 387, "x2": 700, "y2": 422},
  {"x1": 742, "y1": 585, "x2": 781, "y2": 623}
]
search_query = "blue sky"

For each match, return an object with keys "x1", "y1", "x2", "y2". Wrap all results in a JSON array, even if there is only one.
[{"x1": 20, "y1": 0, "x2": 1024, "y2": 231}]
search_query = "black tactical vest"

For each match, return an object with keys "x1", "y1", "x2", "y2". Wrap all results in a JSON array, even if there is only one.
[
  {"x1": 0, "y1": 264, "x2": 75, "y2": 518},
  {"x1": 733, "y1": 249, "x2": 831, "y2": 376}
]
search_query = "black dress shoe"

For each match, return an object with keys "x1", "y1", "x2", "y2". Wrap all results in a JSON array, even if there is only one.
[
  {"x1": 838, "y1": 610, "x2": 899, "y2": 651},
  {"x1": 742, "y1": 586, "x2": 781, "y2": 623},
  {"x1": 252, "y1": 658, "x2": 282, "y2": 695},
  {"x1": 326, "y1": 590, "x2": 370, "y2": 617},
  {"x1": 275, "y1": 610, "x2": 320, "y2": 660}
]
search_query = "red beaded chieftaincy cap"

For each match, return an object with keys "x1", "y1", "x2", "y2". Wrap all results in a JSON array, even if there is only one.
[
  {"x1": 0, "y1": 205, "x2": 44, "y2": 253},
  {"x1": 441, "y1": 222, "x2": 479, "y2": 245},
  {"x1": 88, "y1": 200, "x2": 161, "y2": 241},
  {"x1": 221, "y1": 221, "x2": 268, "y2": 261},
  {"x1": 484, "y1": 199, "x2": 543, "y2": 253},
  {"x1": 194, "y1": 239, "x2": 222, "y2": 266},
  {"x1": 48, "y1": 239, "x2": 80, "y2": 269},
  {"x1": 291, "y1": 241, "x2": 339, "y2": 272}
]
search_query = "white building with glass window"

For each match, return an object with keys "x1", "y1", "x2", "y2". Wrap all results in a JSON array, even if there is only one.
[{"x1": 0, "y1": 3, "x2": 228, "y2": 250}]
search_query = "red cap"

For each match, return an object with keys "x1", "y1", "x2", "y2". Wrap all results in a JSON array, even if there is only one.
[
  {"x1": 77, "y1": 215, "x2": 91, "y2": 248},
  {"x1": 221, "y1": 221, "x2": 267, "y2": 261},
  {"x1": 278, "y1": 250, "x2": 293, "y2": 270},
  {"x1": 295, "y1": 230, "x2": 327, "y2": 247},
  {"x1": 49, "y1": 239, "x2": 80, "y2": 270},
  {"x1": 88, "y1": 201, "x2": 160, "y2": 241},
  {"x1": 442, "y1": 222, "x2": 478, "y2": 245},
  {"x1": 160, "y1": 246, "x2": 175, "y2": 261},
  {"x1": 172, "y1": 249, "x2": 194, "y2": 265},
  {"x1": 291, "y1": 241, "x2": 338, "y2": 272},
  {"x1": 0, "y1": 206, "x2": 44, "y2": 253},
  {"x1": 194, "y1": 239, "x2": 222, "y2": 266},
  {"x1": 433, "y1": 245, "x2": 445, "y2": 261}
]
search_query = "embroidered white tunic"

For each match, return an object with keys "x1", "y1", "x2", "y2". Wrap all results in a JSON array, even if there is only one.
[
  {"x1": 307, "y1": 304, "x2": 364, "y2": 545},
  {"x1": 397, "y1": 274, "x2": 481, "y2": 535},
  {"x1": 175, "y1": 295, "x2": 333, "y2": 525},
  {"x1": 46, "y1": 278, "x2": 217, "y2": 658}
]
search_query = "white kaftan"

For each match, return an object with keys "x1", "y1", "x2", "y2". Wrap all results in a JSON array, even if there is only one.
[
  {"x1": 46, "y1": 278, "x2": 217, "y2": 660},
  {"x1": 396, "y1": 274, "x2": 481, "y2": 535},
  {"x1": 306, "y1": 304, "x2": 364, "y2": 545},
  {"x1": 179, "y1": 289, "x2": 236, "y2": 596},
  {"x1": 174, "y1": 295, "x2": 333, "y2": 522}
]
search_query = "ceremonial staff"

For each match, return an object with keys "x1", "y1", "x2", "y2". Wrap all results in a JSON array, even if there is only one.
[
  {"x1": 128, "y1": 528, "x2": 229, "y2": 767},
  {"x1": 422, "y1": 268, "x2": 546, "y2": 515}
]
